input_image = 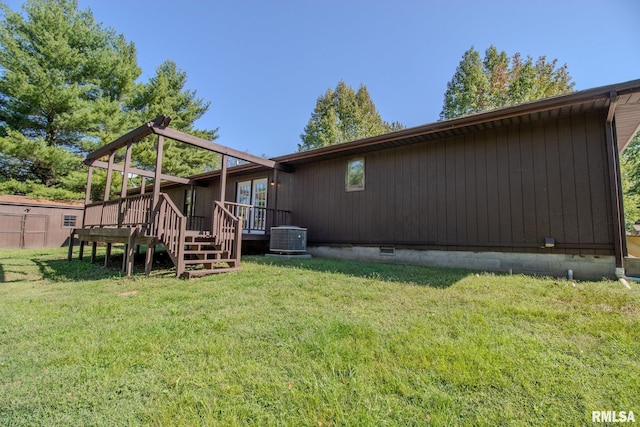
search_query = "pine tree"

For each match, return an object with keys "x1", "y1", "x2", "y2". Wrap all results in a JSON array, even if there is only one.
[{"x1": 0, "y1": 0, "x2": 140, "y2": 148}]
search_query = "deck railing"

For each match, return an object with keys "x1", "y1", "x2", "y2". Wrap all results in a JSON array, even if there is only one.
[
  {"x1": 186, "y1": 215, "x2": 206, "y2": 231},
  {"x1": 224, "y1": 202, "x2": 291, "y2": 234},
  {"x1": 84, "y1": 193, "x2": 154, "y2": 229}
]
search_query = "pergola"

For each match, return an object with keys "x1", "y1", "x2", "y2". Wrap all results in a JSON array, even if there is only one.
[{"x1": 69, "y1": 116, "x2": 279, "y2": 277}]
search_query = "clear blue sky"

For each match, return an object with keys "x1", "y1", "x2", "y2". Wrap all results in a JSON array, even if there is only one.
[{"x1": 5, "y1": 0, "x2": 640, "y2": 157}]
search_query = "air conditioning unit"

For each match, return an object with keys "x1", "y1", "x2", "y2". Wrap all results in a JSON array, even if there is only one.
[{"x1": 270, "y1": 226, "x2": 307, "y2": 253}]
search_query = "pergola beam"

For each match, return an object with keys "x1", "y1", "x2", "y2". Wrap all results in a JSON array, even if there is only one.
[
  {"x1": 86, "y1": 121, "x2": 155, "y2": 161},
  {"x1": 151, "y1": 125, "x2": 276, "y2": 169},
  {"x1": 86, "y1": 159, "x2": 197, "y2": 186}
]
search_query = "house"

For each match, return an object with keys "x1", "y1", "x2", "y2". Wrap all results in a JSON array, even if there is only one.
[
  {"x1": 70, "y1": 79, "x2": 640, "y2": 279},
  {"x1": 0, "y1": 195, "x2": 84, "y2": 249}
]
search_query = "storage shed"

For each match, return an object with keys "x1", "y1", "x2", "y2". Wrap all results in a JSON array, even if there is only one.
[{"x1": 0, "y1": 195, "x2": 84, "y2": 249}]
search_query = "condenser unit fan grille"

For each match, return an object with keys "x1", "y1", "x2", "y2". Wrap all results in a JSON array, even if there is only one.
[{"x1": 270, "y1": 226, "x2": 307, "y2": 253}]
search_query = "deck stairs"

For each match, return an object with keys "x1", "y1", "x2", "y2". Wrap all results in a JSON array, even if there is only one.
[{"x1": 178, "y1": 231, "x2": 239, "y2": 278}]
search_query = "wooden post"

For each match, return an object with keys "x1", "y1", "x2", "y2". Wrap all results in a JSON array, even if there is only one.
[
  {"x1": 103, "y1": 149, "x2": 115, "y2": 201},
  {"x1": 85, "y1": 166, "x2": 93, "y2": 206},
  {"x1": 272, "y1": 169, "x2": 279, "y2": 229},
  {"x1": 235, "y1": 216, "x2": 243, "y2": 267},
  {"x1": 118, "y1": 142, "x2": 133, "y2": 228},
  {"x1": 104, "y1": 243, "x2": 112, "y2": 267},
  {"x1": 124, "y1": 228, "x2": 136, "y2": 276},
  {"x1": 220, "y1": 154, "x2": 228, "y2": 203},
  {"x1": 121, "y1": 142, "x2": 133, "y2": 198},
  {"x1": 152, "y1": 135, "x2": 164, "y2": 210},
  {"x1": 91, "y1": 242, "x2": 97, "y2": 263},
  {"x1": 145, "y1": 242, "x2": 155, "y2": 275},
  {"x1": 80, "y1": 165, "x2": 93, "y2": 257},
  {"x1": 140, "y1": 177, "x2": 146, "y2": 194},
  {"x1": 214, "y1": 155, "x2": 228, "y2": 233},
  {"x1": 67, "y1": 229, "x2": 75, "y2": 261}
]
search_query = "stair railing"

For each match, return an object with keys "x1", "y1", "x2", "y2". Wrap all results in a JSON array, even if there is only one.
[
  {"x1": 153, "y1": 193, "x2": 186, "y2": 276},
  {"x1": 213, "y1": 201, "x2": 243, "y2": 266}
]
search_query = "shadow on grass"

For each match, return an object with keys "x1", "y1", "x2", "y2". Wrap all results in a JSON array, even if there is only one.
[
  {"x1": 20, "y1": 251, "x2": 174, "y2": 282},
  {"x1": 247, "y1": 255, "x2": 472, "y2": 289}
]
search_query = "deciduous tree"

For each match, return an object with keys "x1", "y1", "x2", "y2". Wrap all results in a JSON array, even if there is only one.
[{"x1": 440, "y1": 46, "x2": 574, "y2": 119}]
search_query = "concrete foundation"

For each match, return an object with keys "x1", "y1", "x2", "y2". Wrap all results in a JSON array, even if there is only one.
[{"x1": 307, "y1": 246, "x2": 617, "y2": 280}]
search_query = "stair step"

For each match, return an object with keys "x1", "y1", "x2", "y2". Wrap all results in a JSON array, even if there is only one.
[
  {"x1": 183, "y1": 250, "x2": 226, "y2": 255},
  {"x1": 184, "y1": 235, "x2": 217, "y2": 241},
  {"x1": 183, "y1": 258, "x2": 235, "y2": 265},
  {"x1": 182, "y1": 267, "x2": 240, "y2": 279},
  {"x1": 183, "y1": 243, "x2": 221, "y2": 249}
]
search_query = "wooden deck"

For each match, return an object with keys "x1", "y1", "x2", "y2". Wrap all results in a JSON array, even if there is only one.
[{"x1": 68, "y1": 194, "x2": 243, "y2": 278}]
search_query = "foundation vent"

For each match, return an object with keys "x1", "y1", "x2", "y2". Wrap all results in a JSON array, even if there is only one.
[{"x1": 380, "y1": 247, "x2": 396, "y2": 256}]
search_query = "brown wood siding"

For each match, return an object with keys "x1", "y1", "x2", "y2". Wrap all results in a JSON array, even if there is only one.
[{"x1": 289, "y1": 110, "x2": 614, "y2": 255}]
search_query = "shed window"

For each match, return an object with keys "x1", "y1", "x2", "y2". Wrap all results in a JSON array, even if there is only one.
[
  {"x1": 63, "y1": 215, "x2": 77, "y2": 227},
  {"x1": 346, "y1": 158, "x2": 365, "y2": 192}
]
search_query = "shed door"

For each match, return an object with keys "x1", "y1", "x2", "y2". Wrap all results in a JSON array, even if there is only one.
[
  {"x1": 23, "y1": 215, "x2": 47, "y2": 248},
  {"x1": 0, "y1": 213, "x2": 47, "y2": 248},
  {"x1": 0, "y1": 213, "x2": 23, "y2": 248}
]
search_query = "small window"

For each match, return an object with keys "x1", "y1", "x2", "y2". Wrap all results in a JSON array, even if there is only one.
[
  {"x1": 63, "y1": 215, "x2": 77, "y2": 228},
  {"x1": 346, "y1": 158, "x2": 365, "y2": 192}
]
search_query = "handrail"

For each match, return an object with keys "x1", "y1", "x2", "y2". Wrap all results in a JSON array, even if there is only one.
[
  {"x1": 156, "y1": 193, "x2": 186, "y2": 275},
  {"x1": 224, "y1": 201, "x2": 291, "y2": 233},
  {"x1": 213, "y1": 201, "x2": 242, "y2": 266}
]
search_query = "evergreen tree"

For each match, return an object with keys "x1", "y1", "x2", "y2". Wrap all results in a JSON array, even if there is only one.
[
  {"x1": 0, "y1": 0, "x2": 140, "y2": 148},
  {"x1": 0, "y1": 1, "x2": 220, "y2": 199},
  {"x1": 127, "y1": 60, "x2": 220, "y2": 176},
  {"x1": 299, "y1": 81, "x2": 403, "y2": 151},
  {"x1": 440, "y1": 45, "x2": 574, "y2": 119}
]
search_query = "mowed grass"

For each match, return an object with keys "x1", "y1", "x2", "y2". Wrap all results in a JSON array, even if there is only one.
[{"x1": 0, "y1": 247, "x2": 639, "y2": 426}]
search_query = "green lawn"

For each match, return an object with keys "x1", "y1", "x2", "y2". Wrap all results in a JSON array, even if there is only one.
[{"x1": 0, "y1": 247, "x2": 638, "y2": 426}]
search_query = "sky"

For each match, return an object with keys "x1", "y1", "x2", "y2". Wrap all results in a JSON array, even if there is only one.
[{"x1": 5, "y1": 0, "x2": 640, "y2": 157}]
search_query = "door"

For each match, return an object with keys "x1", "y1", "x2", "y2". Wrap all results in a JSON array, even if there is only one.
[
  {"x1": 251, "y1": 178, "x2": 268, "y2": 233},
  {"x1": 236, "y1": 178, "x2": 268, "y2": 233}
]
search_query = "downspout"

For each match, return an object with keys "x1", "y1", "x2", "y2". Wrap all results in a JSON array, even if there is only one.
[{"x1": 605, "y1": 91, "x2": 634, "y2": 288}]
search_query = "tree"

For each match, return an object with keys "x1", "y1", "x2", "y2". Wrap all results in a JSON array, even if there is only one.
[
  {"x1": 0, "y1": 0, "x2": 220, "y2": 199},
  {"x1": 621, "y1": 134, "x2": 640, "y2": 231},
  {"x1": 299, "y1": 81, "x2": 403, "y2": 151},
  {"x1": 0, "y1": 0, "x2": 140, "y2": 148},
  {"x1": 127, "y1": 60, "x2": 220, "y2": 176},
  {"x1": 440, "y1": 45, "x2": 574, "y2": 120}
]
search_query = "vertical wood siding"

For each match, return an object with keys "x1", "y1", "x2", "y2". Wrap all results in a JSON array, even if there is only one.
[{"x1": 289, "y1": 111, "x2": 614, "y2": 255}]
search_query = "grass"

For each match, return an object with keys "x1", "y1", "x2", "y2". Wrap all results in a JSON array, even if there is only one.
[{"x1": 0, "y1": 247, "x2": 639, "y2": 426}]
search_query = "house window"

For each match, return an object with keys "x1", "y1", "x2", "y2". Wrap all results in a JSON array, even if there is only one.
[
  {"x1": 346, "y1": 158, "x2": 365, "y2": 191},
  {"x1": 62, "y1": 215, "x2": 77, "y2": 227}
]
